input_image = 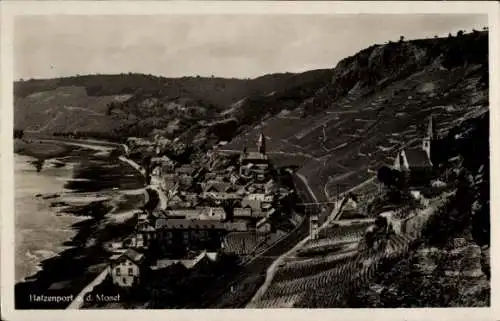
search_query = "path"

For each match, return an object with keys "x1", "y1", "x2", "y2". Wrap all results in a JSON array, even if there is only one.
[
  {"x1": 25, "y1": 112, "x2": 63, "y2": 133},
  {"x1": 247, "y1": 196, "x2": 345, "y2": 307},
  {"x1": 118, "y1": 155, "x2": 145, "y2": 176},
  {"x1": 63, "y1": 105, "x2": 104, "y2": 116},
  {"x1": 293, "y1": 171, "x2": 319, "y2": 204},
  {"x1": 66, "y1": 269, "x2": 109, "y2": 309}
]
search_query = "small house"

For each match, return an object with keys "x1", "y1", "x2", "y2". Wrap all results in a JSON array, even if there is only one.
[{"x1": 108, "y1": 249, "x2": 146, "y2": 288}]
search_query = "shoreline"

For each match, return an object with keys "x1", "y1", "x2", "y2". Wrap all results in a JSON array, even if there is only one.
[{"x1": 14, "y1": 141, "x2": 146, "y2": 309}]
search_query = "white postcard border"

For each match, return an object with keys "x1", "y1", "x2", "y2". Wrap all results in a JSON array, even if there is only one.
[{"x1": 1, "y1": 1, "x2": 499, "y2": 321}]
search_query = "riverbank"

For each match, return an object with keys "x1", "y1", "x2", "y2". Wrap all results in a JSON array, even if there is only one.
[{"x1": 14, "y1": 141, "x2": 146, "y2": 309}]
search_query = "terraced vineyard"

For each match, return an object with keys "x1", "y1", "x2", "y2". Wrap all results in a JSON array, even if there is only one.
[
  {"x1": 223, "y1": 232, "x2": 263, "y2": 256},
  {"x1": 317, "y1": 222, "x2": 372, "y2": 241},
  {"x1": 225, "y1": 41, "x2": 488, "y2": 203},
  {"x1": 249, "y1": 221, "x2": 413, "y2": 308}
]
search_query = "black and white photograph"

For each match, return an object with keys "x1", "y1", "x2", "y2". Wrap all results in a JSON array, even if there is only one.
[{"x1": 1, "y1": 1, "x2": 498, "y2": 319}]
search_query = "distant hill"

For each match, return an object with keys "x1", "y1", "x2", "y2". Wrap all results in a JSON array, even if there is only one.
[
  {"x1": 14, "y1": 30, "x2": 489, "y2": 201},
  {"x1": 14, "y1": 70, "x2": 333, "y2": 141}
]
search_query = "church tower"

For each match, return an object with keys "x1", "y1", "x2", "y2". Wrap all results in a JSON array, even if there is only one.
[
  {"x1": 257, "y1": 132, "x2": 266, "y2": 155},
  {"x1": 422, "y1": 115, "x2": 436, "y2": 162}
]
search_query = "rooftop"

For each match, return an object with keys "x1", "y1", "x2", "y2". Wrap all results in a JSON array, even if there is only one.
[
  {"x1": 110, "y1": 248, "x2": 145, "y2": 264},
  {"x1": 165, "y1": 207, "x2": 226, "y2": 220},
  {"x1": 176, "y1": 165, "x2": 197, "y2": 175},
  {"x1": 404, "y1": 149, "x2": 432, "y2": 168},
  {"x1": 155, "y1": 218, "x2": 248, "y2": 231},
  {"x1": 241, "y1": 151, "x2": 269, "y2": 161}
]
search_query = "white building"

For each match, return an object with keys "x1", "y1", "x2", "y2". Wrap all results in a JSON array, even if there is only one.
[{"x1": 108, "y1": 249, "x2": 145, "y2": 288}]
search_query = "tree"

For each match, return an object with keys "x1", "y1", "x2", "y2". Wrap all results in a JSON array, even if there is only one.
[
  {"x1": 457, "y1": 30, "x2": 465, "y2": 37},
  {"x1": 399, "y1": 36, "x2": 405, "y2": 42}
]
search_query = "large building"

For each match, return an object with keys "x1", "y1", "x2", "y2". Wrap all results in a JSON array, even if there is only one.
[
  {"x1": 154, "y1": 218, "x2": 248, "y2": 255},
  {"x1": 132, "y1": 209, "x2": 249, "y2": 256}
]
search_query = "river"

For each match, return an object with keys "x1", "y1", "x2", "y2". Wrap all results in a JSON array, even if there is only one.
[
  {"x1": 15, "y1": 145, "x2": 145, "y2": 283},
  {"x1": 15, "y1": 154, "x2": 86, "y2": 282}
]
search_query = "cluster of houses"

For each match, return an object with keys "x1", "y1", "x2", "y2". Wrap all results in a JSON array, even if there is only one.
[
  {"x1": 143, "y1": 131, "x2": 291, "y2": 239},
  {"x1": 107, "y1": 132, "x2": 293, "y2": 288}
]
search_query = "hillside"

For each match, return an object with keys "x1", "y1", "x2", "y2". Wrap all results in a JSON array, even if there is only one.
[
  {"x1": 224, "y1": 30, "x2": 489, "y2": 201},
  {"x1": 15, "y1": 30, "x2": 489, "y2": 202},
  {"x1": 14, "y1": 71, "x2": 333, "y2": 141}
]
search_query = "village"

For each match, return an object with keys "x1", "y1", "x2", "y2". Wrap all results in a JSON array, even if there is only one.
[
  {"x1": 58, "y1": 100, "x2": 489, "y2": 310},
  {"x1": 100, "y1": 132, "x2": 299, "y2": 292}
]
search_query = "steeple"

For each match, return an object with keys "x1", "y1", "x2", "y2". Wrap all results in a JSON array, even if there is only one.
[
  {"x1": 422, "y1": 115, "x2": 435, "y2": 163},
  {"x1": 427, "y1": 114, "x2": 436, "y2": 140},
  {"x1": 257, "y1": 132, "x2": 266, "y2": 155}
]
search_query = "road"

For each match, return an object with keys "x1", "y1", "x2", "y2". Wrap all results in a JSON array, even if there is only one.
[
  {"x1": 149, "y1": 176, "x2": 168, "y2": 210},
  {"x1": 66, "y1": 265, "x2": 109, "y2": 309},
  {"x1": 294, "y1": 171, "x2": 319, "y2": 204}
]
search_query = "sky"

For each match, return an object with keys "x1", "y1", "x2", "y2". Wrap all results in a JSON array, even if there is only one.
[{"x1": 14, "y1": 14, "x2": 488, "y2": 80}]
